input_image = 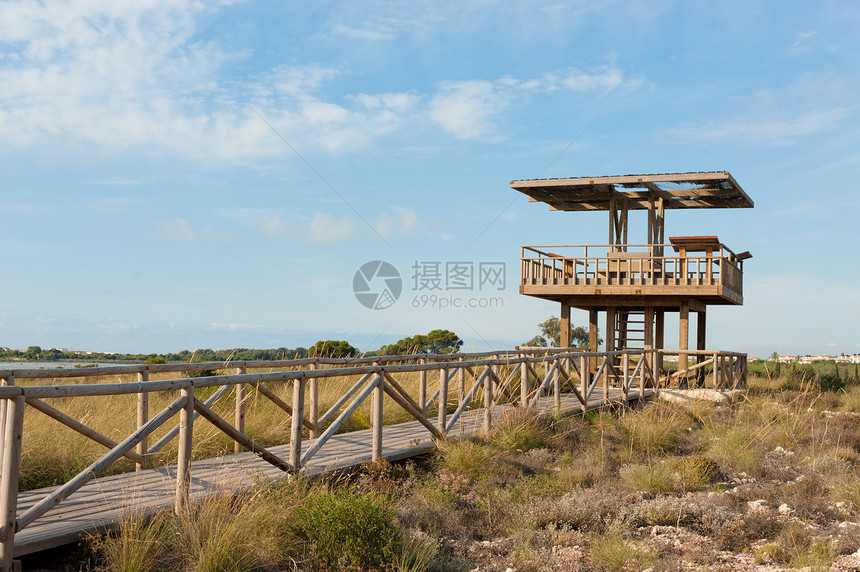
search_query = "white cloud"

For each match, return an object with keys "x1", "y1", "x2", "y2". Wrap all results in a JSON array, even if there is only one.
[
  {"x1": 428, "y1": 67, "x2": 628, "y2": 141},
  {"x1": 667, "y1": 107, "x2": 848, "y2": 146},
  {"x1": 331, "y1": 23, "x2": 395, "y2": 41},
  {"x1": 149, "y1": 218, "x2": 220, "y2": 242},
  {"x1": 429, "y1": 80, "x2": 510, "y2": 141},
  {"x1": 374, "y1": 206, "x2": 418, "y2": 238}
]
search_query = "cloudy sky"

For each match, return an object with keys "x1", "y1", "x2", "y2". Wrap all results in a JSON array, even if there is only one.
[{"x1": 1, "y1": 1, "x2": 858, "y2": 357}]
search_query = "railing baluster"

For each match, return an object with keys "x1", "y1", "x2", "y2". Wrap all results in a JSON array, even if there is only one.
[
  {"x1": 234, "y1": 364, "x2": 246, "y2": 453},
  {"x1": 308, "y1": 362, "x2": 318, "y2": 439},
  {"x1": 175, "y1": 387, "x2": 194, "y2": 515},
  {"x1": 438, "y1": 366, "x2": 448, "y2": 433},
  {"x1": 483, "y1": 365, "x2": 493, "y2": 434},
  {"x1": 0, "y1": 395, "x2": 24, "y2": 572},
  {"x1": 289, "y1": 375, "x2": 306, "y2": 470},
  {"x1": 136, "y1": 370, "x2": 148, "y2": 470},
  {"x1": 371, "y1": 365, "x2": 383, "y2": 462}
]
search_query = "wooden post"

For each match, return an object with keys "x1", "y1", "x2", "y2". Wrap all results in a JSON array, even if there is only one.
[
  {"x1": 438, "y1": 367, "x2": 448, "y2": 433},
  {"x1": 371, "y1": 365, "x2": 383, "y2": 462},
  {"x1": 644, "y1": 307, "x2": 654, "y2": 387},
  {"x1": 589, "y1": 308, "x2": 599, "y2": 381},
  {"x1": 713, "y1": 351, "x2": 720, "y2": 389},
  {"x1": 0, "y1": 395, "x2": 24, "y2": 571},
  {"x1": 136, "y1": 370, "x2": 148, "y2": 471},
  {"x1": 655, "y1": 309, "x2": 665, "y2": 384},
  {"x1": 483, "y1": 365, "x2": 493, "y2": 434},
  {"x1": 234, "y1": 365, "x2": 246, "y2": 453},
  {"x1": 605, "y1": 306, "x2": 616, "y2": 399},
  {"x1": 553, "y1": 356, "x2": 561, "y2": 413},
  {"x1": 458, "y1": 357, "x2": 465, "y2": 406},
  {"x1": 580, "y1": 354, "x2": 588, "y2": 412},
  {"x1": 289, "y1": 375, "x2": 306, "y2": 470},
  {"x1": 175, "y1": 386, "x2": 193, "y2": 515},
  {"x1": 309, "y1": 362, "x2": 319, "y2": 439},
  {"x1": 0, "y1": 375, "x2": 12, "y2": 470},
  {"x1": 696, "y1": 310, "x2": 707, "y2": 387},
  {"x1": 560, "y1": 302, "x2": 570, "y2": 348},
  {"x1": 419, "y1": 359, "x2": 427, "y2": 412},
  {"x1": 622, "y1": 352, "x2": 629, "y2": 404},
  {"x1": 678, "y1": 303, "x2": 688, "y2": 386},
  {"x1": 519, "y1": 353, "x2": 528, "y2": 406},
  {"x1": 639, "y1": 351, "x2": 646, "y2": 397}
]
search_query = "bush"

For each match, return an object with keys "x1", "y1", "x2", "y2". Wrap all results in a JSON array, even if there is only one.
[
  {"x1": 675, "y1": 456, "x2": 721, "y2": 491},
  {"x1": 490, "y1": 407, "x2": 552, "y2": 453},
  {"x1": 293, "y1": 487, "x2": 400, "y2": 570}
]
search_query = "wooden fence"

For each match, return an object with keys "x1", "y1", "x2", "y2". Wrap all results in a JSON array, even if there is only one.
[{"x1": 0, "y1": 347, "x2": 745, "y2": 569}]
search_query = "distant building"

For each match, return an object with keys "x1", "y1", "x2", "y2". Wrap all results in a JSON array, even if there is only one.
[
  {"x1": 836, "y1": 354, "x2": 860, "y2": 364},
  {"x1": 777, "y1": 354, "x2": 798, "y2": 363}
]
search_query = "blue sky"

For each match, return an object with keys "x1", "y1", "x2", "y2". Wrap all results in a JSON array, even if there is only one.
[{"x1": 1, "y1": 1, "x2": 858, "y2": 357}]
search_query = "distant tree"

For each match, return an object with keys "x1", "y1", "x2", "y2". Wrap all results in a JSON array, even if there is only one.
[
  {"x1": 523, "y1": 335, "x2": 548, "y2": 348},
  {"x1": 311, "y1": 340, "x2": 358, "y2": 358},
  {"x1": 769, "y1": 351, "x2": 779, "y2": 361},
  {"x1": 145, "y1": 356, "x2": 166, "y2": 364},
  {"x1": 379, "y1": 330, "x2": 462, "y2": 355},
  {"x1": 526, "y1": 317, "x2": 596, "y2": 348},
  {"x1": 24, "y1": 345, "x2": 42, "y2": 360},
  {"x1": 43, "y1": 348, "x2": 64, "y2": 360}
]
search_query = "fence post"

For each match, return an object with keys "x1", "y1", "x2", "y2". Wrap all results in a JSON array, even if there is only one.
[
  {"x1": 580, "y1": 355, "x2": 588, "y2": 412},
  {"x1": 175, "y1": 385, "x2": 194, "y2": 515},
  {"x1": 371, "y1": 365, "x2": 383, "y2": 462},
  {"x1": 622, "y1": 352, "x2": 629, "y2": 404},
  {"x1": 418, "y1": 359, "x2": 427, "y2": 412},
  {"x1": 309, "y1": 362, "x2": 319, "y2": 439},
  {"x1": 234, "y1": 364, "x2": 246, "y2": 453},
  {"x1": 438, "y1": 366, "x2": 448, "y2": 433},
  {"x1": 553, "y1": 356, "x2": 561, "y2": 414},
  {"x1": 136, "y1": 370, "x2": 149, "y2": 470},
  {"x1": 0, "y1": 395, "x2": 24, "y2": 572},
  {"x1": 289, "y1": 374, "x2": 306, "y2": 471},
  {"x1": 458, "y1": 357, "x2": 465, "y2": 407},
  {"x1": 713, "y1": 352, "x2": 720, "y2": 389},
  {"x1": 520, "y1": 353, "x2": 528, "y2": 406},
  {"x1": 0, "y1": 375, "x2": 11, "y2": 472},
  {"x1": 639, "y1": 351, "x2": 646, "y2": 398},
  {"x1": 483, "y1": 365, "x2": 493, "y2": 434}
]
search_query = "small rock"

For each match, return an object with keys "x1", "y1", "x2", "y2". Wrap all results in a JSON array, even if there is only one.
[
  {"x1": 707, "y1": 491, "x2": 719, "y2": 499},
  {"x1": 642, "y1": 568, "x2": 655, "y2": 572},
  {"x1": 839, "y1": 521, "x2": 860, "y2": 528},
  {"x1": 747, "y1": 499, "x2": 768, "y2": 512},
  {"x1": 778, "y1": 503, "x2": 792, "y2": 515},
  {"x1": 836, "y1": 501, "x2": 847, "y2": 509},
  {"x1": 505, "y1": 568, "x2": 515, "y2": 572}
]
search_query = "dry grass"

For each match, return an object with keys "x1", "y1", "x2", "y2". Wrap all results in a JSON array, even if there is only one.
[{"x1": 28, "y1": 369, "x2": 860, "y2": 571}]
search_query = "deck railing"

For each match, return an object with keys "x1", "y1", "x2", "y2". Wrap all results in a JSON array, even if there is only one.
[
  {"x1": 521, "y1": 243, "x2": 744, "y2": 297},
  {"x1": 0, "y1": 347, "x2": 745, "y2": 568}
]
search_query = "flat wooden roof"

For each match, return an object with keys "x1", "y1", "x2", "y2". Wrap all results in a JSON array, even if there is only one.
[{"x1": 511, "y1": 171, "x2": 754, "y2": 211}]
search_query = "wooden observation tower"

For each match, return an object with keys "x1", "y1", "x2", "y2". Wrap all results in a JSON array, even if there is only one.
[{"x1": 513, "y1": 171, "x2": 753, "y2": 384}]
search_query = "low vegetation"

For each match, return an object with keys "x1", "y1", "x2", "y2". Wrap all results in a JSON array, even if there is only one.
[{"x1": 21, "y1": 363, "x2": 860, "y2": 570}]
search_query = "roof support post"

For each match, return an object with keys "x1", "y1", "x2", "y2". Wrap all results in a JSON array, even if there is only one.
[{"x1": 560, "y1": 302, "x2": 570, "y2": 348}]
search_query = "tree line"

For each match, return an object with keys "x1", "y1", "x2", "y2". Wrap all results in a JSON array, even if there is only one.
[{"x1": 3, "y1": 316, "x2": 590, "y2": 364}]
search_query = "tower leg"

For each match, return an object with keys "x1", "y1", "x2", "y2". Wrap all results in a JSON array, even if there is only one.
[
  {"x1": 679, "y1": 303, "x2": 689, "y2": 387},
  {"x1": 655, "y1": 310, "x2": 664, "y2": 385},
  {"x1": 696, "y1": 310, "x2": 707, "y2": 387},
  {"x1": 560, "y1": 302, "x2": 571, "y2": 347}
]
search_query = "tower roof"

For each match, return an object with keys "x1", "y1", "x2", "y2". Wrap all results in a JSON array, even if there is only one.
[{"x1": 511, "y1": 171, "x2": 753, "y2": 211}]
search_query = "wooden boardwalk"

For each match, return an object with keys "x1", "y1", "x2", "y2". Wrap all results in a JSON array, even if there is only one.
[{"x1": 13, "y1": 387, "x2": 651, "y2": 556}]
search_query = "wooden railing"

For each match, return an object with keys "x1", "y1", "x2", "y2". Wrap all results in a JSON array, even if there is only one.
[
  {"x1": 0, "y1": 347, "x2": 745, "y2": 568},
  {"x1": 521, "y1": 244, "x2": 744, "y2": 298}
]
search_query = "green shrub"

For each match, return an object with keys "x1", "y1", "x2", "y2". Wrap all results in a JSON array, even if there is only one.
[
  {"x1": 490, "y1": 407, "x2": 552, "y2": 453},
  {"x1": 619, "y1": 462, "x2": 678, "y2": 494},
  {"x1": 675, "y1": 456, "x2": 721, "y2": 491},
  {"x1": 293, "y1": 487, "x2": 400, "y2": 570}
]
